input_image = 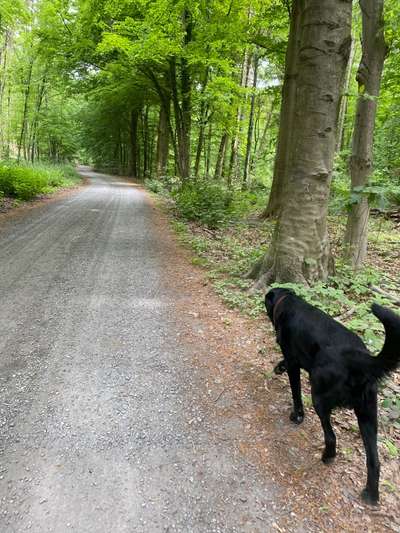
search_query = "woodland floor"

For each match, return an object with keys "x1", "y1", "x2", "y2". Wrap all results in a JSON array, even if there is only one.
[{"x1": 152, "y1": 194, "x2": 400, "y2": 532}]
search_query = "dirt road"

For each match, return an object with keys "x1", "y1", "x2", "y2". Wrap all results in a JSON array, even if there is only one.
[{"x1": 0, "y1": 170, "x2": 284, "y2": 532}]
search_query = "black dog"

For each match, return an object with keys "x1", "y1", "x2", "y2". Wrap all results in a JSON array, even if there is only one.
[{"x1": 265, "y1": 287, "x2": 400, "y2": 505}]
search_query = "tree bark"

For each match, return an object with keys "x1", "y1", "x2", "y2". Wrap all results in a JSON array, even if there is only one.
[
  {"x1": 156, "y1": 102, "x2": 170, "y2": 178},
  {"x1": 214, "y1": 132, "x2": 229, "y2": 180},
  {"x1": 336, "y1": 37, "x2": 355, "y2": 152},
  {"x1": 29, "y1": 71, "x2": 47, "y2": 162},
  {"x1": 205, "y1": 121, "x2": 212, "y2": 177},
  {"x1": 194, "y1": 67, "x2": 210, "y2": 178},
  {"x1": 228, "y1": 50, "x2": 251, "y2": 182},
  {"x1": 344, "y1": 0, "x2": 387, "y2": 269},
  {"x1": 242, "y1": 52, "x2": 259, "y2": 190},
  {"x1": 250, "y1": 93, "x2": 277, "y2": 174},
  {"x1": 262, "y1": 0, "x2": 302, "y2": 218},
  {"x1": 17, "y1": 57, "x2": 34, "y2": 162},
  {"x1": 130, "y1": 109, "x2": 139, "y2": 178},
  {"x1": 0, "y1": 30, "x2": 11, "y2": 155},
  {"x1": 168, "y1": 10, "x2": 192, "y2": 180},
  {"x1": 250, "y1": 0, "x2": 353, "y2": 286},
  {"x1": 142, "y1": 105, "x2": 149, "y2": 178}
]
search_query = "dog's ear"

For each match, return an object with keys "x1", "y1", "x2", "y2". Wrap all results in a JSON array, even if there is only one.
[
  {"x1": 265, "y1": 288, "x2": 280, "y2": 318},
  {"x1": 265, "y1": 287, "x2": 294, "y2": 319}
]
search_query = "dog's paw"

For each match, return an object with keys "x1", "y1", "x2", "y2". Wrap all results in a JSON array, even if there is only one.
[
  {"x1": 361, "y1": 488, "x2": 379, "y2": 506},
  {"x1": 273, "y1": 361, "x2": 287, "y2": 375},
  {"x1": 321, "y1": 451, "x2": 336, "y2": 464},
  {"x1": 289, "y1": 411, "x2": 304, "y2": 424}
]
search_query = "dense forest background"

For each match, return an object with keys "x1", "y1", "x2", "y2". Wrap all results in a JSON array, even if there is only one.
[{"x1": 0, "y1": 0, "x2": 399, "y2": 284}]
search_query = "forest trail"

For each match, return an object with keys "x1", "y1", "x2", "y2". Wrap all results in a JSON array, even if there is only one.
[{"x1": 0, "y1": 170, "x2": 284, "y2": 532}]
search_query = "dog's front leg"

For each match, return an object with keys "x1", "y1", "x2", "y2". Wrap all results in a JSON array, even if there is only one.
[{"x1": 287, "y1": 365, "x2": 304, "y2": 424}]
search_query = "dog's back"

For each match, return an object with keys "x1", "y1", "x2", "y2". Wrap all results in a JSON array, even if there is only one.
[{"x1": 272, "y1": 292, "x2": 368, "y2": 374}]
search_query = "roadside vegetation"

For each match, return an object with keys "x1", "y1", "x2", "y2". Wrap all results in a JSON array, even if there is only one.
[{"x1": 0, "y1": 162, "x2": 81, "y2": 209}]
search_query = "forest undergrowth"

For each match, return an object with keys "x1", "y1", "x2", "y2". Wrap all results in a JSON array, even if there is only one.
[{"x1": 0, "y1": 162, "x2": 81, "y2": 209}]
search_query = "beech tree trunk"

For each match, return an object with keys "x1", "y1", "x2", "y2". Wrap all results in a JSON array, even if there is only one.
[
  {"x1": 0, "y1": 30, "x2": 11, "y2": 155},
  {"x1": 156, "y1": 103, "x2": 170, "y2": 178},
  {"x1": 344, "y1": 0, "x2": 387, "y2": 269},
  {"x1": 250, "y1": 0, "x2": 353, "y2": 286},
  {"x1": 130, "y1": 109, "x2": 139, "y2": 178},
  {"x1": 194, "y1": 67, "x2": 209, "y2": 178},
  {"x1": 336, "y1": 37, "x2": 355, "y2": 153},
  {"x1": 250, "y1": 94, "x2": 277, "y2": 174},
  {"x1": 214, "y1": 132, "x2": 229, "y2": 180},
  {"x1": 17, "y1": 58, "x2": 34, "y2": 161},
  {"x1": 141, "y1": 105, "x2": 149, "y2": 178},
  {"x1": 228, "y1": 50, "x2": 250, "y2": 182},
  {"x1": 262, "y1": 0, "x2": 302, "y2": 218},
  {"x1": 205, "y1": 122, "x2": 212, "y2": 177},
  {"x1": 29, "y1": 72, "x2": 47, "y2": 162},
  {"x1": 242, "y1": 52, "x2": 259, "y2": 190},
  {"x1": 169, "y1": 10, "x2": 192, "y2": 180}
]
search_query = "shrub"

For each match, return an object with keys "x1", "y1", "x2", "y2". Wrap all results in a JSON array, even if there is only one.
[
  {"x1": 144, "y1": 178, "x2": 167, "y2": 194},
  {"x1": 173, "y1": 181, "x2": 234, "y2": 228},
  {"x1": 386, "y1": 185, "x2": 400, "y2": 207},
  {"x1": 0, "y1": 161, "x2": 80, "y2": 201}
]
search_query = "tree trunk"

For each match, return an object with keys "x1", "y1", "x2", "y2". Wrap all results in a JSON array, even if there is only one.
[
  {"x1": 250, "y1": 0, "x2": 353, "y2": 287},
  {"x1": 335, "y1": 37, "x2": 355, "y2": 153},
  {"x1": 205, "y1": 121, "x2": 212, "y2": 177},
  {"x1": 156, "y1": 103, "x2": 170, "y2": 178},
  {"x1": 194, "y1": 67, "x2": 210, "y2": 178},
  {"x1": 169, "y1": 10, "x2": 192, "y2": 180},
  {"x1": 214, "y1": 132, "x2": 229, "y2": 180},
  {"x1": 17, "y1": 58, "x2": 34, "y2": 162},
  {"x1": 250, "y1": 93, "x2": 277, "y2": 174},
  {"x1": 242, "y1": 52, "x2": 259, "y2": 190},
  {"x1": 170, "y1": 56, "x2": 191, "y2": 180},
  {"x1": 0, "y1": 30, "x2": 11, "y2": 155},
  {"x1": 344, "y1": 0, "x2": 387, "y2": 269},
  {"x1": 142, "y1": 105, "x2": 149, "y2": 178},
  {"x1": 228, "y1": 50, "x2": 251, "y2": 182},
  {"x1": 29, "y1": 72, "x2": 47, "y2": 162},
  {"x1": 262, "y1": 0, "x2": 302, "y2": 218},
  {"x1": 130, "y1": 109, "x2": 139, "y2": 178}
]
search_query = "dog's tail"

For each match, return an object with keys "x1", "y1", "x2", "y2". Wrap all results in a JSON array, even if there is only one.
[{"x1": 371, "y1": 303, "x2": 400, "y2": 379}]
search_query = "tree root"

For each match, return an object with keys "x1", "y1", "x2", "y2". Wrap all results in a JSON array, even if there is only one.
[
  {"x1": 253, "y1": 269, "x2": 274, "y2": 291},
  {"x1": 244, "y1": 256, "x2": 264, "y2": 280}
]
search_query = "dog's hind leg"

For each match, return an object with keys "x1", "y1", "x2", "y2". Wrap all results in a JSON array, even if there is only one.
[
  {"x1": 313, "y1": 400, "x2": 336, "y2": 463},
  {"x1": 354, "y1": 392, "x2": 380, "y2": 505},
  {"x1": 287, "y1": 365, "x2": 304, "y2": 424}
]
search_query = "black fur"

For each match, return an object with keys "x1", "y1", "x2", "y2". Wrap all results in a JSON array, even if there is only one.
[{"x1": 265, "y1": 287, "x2": 400, "y2": 505}]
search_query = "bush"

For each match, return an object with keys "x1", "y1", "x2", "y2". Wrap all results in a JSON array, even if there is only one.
[
  {"x1": 174, "y1": 181, "x2": 234, "y2": 228},
  {"x1": 386, "y1": 185, "x2": 400, "y2": 207},
  {"x1": 0, "y1": 161, "x2": 80, "y2": 201},
  {"x1": 144, "y1": 178, "x2": 167, "y2": 194}
]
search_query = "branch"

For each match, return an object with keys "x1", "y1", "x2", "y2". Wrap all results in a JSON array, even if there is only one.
[{"x1": 370, "y1": 285, "x2": 400, "y2": 307}]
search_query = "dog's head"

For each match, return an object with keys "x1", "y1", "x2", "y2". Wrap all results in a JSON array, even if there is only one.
[{"x1": 265, "y1": 287, "x2": 294, "y2": 323}]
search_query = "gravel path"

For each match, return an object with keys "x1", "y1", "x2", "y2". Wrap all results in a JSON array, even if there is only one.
[{"x1": 0, "y1": 170, "x2": 281, "y2": 533}]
